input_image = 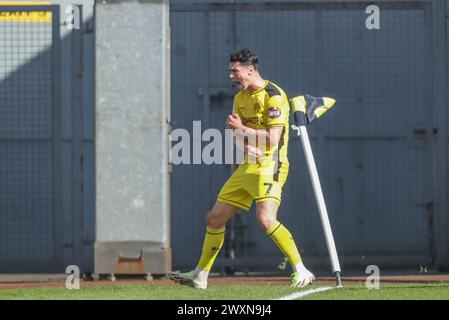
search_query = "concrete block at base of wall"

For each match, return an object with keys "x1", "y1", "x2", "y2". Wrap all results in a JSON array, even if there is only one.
[{"x1": 94, "y1": 242, "x2": 171, "y2": 276}]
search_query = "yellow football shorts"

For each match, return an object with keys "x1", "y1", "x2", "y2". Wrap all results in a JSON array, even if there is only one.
[{"x1": 217, "y1": 161, "x2": 289, "y2": 211}]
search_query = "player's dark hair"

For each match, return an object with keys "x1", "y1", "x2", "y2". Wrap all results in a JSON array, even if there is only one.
[{"x1": 230, "y1": 48, "x2": 259, "y2": 69}]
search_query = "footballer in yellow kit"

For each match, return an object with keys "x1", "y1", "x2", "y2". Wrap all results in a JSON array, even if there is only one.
[
  {"x1": 217, "y1": 80, "x2": 290, "y2": 210},
  {"x1": 169, "y1": 48, "x2": 315, "y2": 290}
]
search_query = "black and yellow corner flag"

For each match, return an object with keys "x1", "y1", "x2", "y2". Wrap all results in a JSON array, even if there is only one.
[
  {"x1": 290, "y1": 95, "x2": 336, "y2": 126},
  {"x1": 288, "y1": 93, "x2": 342, "y2": 287}
]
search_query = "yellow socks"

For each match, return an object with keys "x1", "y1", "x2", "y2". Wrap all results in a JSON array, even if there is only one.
[
  {"x1": 266, "y1": 221, "x2": 301, "y2": 266},
  {"x1": 196, "y1": 223, "x2": 300, "y2": 273},
  {"x1": 197, "y1": 227, "x2": 225, "y2": 271}
]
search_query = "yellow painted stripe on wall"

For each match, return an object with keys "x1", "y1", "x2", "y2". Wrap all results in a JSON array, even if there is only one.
[{"x1": 0, "y1": 1, "x2": 51, "y2": 22}]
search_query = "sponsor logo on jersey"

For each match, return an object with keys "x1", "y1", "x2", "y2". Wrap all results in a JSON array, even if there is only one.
[
  {"x1": 268, "y1": 107, "x2": 281, "y2": 119},
  {"x1": 243, "y1": 116, "x2": 262, "y2": 125}
]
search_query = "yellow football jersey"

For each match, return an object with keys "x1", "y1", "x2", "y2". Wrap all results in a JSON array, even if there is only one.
[
  {"x1": 217, "y1": 80, "x2": 290, "y2": 210},
  {"x1": 233, "y1": 80, "x2": 290, "y2": 165}
]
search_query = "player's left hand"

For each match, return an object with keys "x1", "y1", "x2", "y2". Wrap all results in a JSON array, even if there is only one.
[{"x1": 226, "y1": 113, "x2": 243, "y2": 130}]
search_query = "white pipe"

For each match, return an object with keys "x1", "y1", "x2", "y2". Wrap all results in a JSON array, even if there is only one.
[{"x1": 297, "y1": 125, "x2": 341, "y2": 274}]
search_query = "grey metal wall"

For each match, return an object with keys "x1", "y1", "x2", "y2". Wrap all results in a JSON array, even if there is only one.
[
  {"x1": 170, "y1": 0, "x2": 449, "y2": 273},
  {"x1": 0, "y1": 5, "x2": 57, "y2": 269},
  {"x1": 0, "y1": 1, "x2": 95, "y2": 273}
]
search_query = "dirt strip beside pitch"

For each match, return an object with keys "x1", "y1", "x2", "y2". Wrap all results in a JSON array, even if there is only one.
[{"x1": 0, "y1": 274, "x2": 447, "y2": 289}]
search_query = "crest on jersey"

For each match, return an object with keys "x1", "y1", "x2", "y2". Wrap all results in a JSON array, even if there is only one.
[
  {"x1": 268, "y1": 107, "x2": 281, "y2": 119},
  {"x1": 253, "y1": 103, "x2": 261, "y2": 113}
]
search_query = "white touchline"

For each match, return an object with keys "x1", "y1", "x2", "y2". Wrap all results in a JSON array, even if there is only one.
[{"x1": 278, "y1": 287, "x2": 335, "y2": 300}]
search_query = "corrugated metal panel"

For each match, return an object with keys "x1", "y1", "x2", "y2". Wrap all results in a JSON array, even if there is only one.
[
  {"x1": 0, "y1": 1, "x2": 95, "y2": 273},
  {"x1": 0, "y1": 5, "x2": 58, "y2": 270},
  {"x1": 170, "y1": 12, "x2": 210, "y2": 264},
  {"x1": 170, "y1": 1, "x2": 435, "y2": 271}
]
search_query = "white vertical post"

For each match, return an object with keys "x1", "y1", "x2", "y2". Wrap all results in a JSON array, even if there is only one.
[{"x1": 298, "y1": 125, "x2": 342, "y2": 287}]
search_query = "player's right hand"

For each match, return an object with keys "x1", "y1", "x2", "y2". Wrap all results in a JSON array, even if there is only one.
[
  {"x1": 245, "y1": 145, "x2": 262, "y2": 158},
  {"x1": 226, "y1": 113, "x2": 243, "y2": 130}
]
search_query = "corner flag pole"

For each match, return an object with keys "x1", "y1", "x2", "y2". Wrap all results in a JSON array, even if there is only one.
[{"x1": 290, "y1": 95, "x2": 342, "y2": 288}]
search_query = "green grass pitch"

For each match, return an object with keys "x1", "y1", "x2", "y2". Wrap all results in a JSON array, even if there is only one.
[{"x1": 0, "y1": 282, "x2": 448, "y2": 300}]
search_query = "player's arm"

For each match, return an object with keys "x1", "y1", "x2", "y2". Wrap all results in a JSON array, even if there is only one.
[
  {"x1": 226, "y1": 114, "x2": 283, "y2": 148},
  {"x1": 227, "y1": 98, "x2": 263, "y2": 157},
  {"x1": 226, "y1": 114, "x2": 264, "y2": 158},
  {"x1": 227, "y1": 92, "x2": 287, "y2": 148}
]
